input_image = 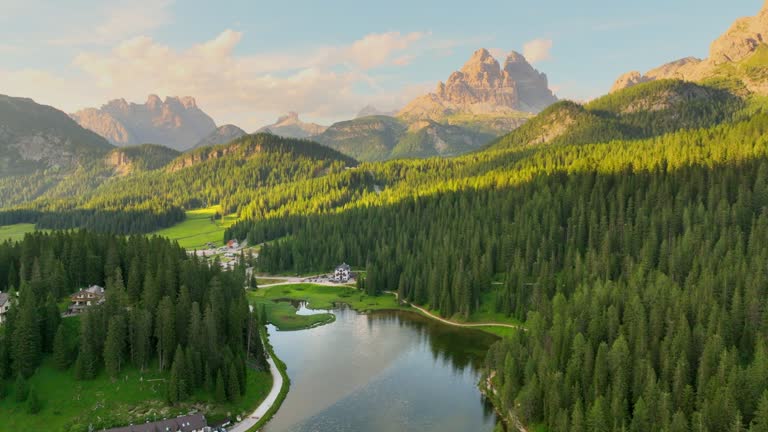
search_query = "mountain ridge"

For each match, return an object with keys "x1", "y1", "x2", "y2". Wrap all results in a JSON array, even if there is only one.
[{"x1": 71, "y1": 95, "x2": 217, "y2": 151}]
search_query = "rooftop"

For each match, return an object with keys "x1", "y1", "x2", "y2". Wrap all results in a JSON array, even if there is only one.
[{"x1": 102, "y1": 413, "x2": 207, "y2": 432}]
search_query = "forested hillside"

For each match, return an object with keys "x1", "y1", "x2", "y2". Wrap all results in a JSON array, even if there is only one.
[
  {"x1": 223, "y1": 83, "x2": 768, "y2": 431},
  {"x1": 0, "y1": 133, "x2": 358, "y2": 234},
  {"x1": 0, "y1": 231, "x2": 266, "y2": 430}
]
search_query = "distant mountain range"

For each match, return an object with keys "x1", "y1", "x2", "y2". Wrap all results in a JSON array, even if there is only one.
[
  {"x1": 312, "y1": 48, "x2": 554, "y2": 161},
  {"x1": 71, "y1": 95, "x2": 217, "y2": 151},
  {"x1": 612, "y1": 2, "x2": 768, "y2": 94},
  {"x1": 194, "y1": 124, "x2": 247, "y2": 149},
  {"x1": 256, "y1": 112, "x2": 327, "y2": 139},
  {"x1": 0, "y1": 94, "x2": 113, "y2": 178}
]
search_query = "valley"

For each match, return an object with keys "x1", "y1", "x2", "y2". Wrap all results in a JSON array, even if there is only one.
[{"x1": 2, "y1": 2, "x2": 768, "y2": 432}]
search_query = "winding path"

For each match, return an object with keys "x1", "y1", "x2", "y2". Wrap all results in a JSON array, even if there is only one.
[
  {"x1": 386, "y1": 291, "x2": 526, "y2": 332},
  {"x1": 228, "y1": 357, "x2": 283, "y2": 432}
]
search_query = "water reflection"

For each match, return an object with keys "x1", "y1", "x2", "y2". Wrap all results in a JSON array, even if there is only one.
[{"x1": 262, "y1": 305, "x2": 504, "y2": 432}]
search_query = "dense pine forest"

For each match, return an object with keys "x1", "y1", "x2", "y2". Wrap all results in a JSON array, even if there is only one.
[
  {"x1": 223, "y1": 84, "x2": 768, "y2": 431},
  {"x1": 2, "y1": 79, "x2": 768, "y2": 430},
  {"x1": 0, "y1": 231, "x2": 267, "y2": 426}
]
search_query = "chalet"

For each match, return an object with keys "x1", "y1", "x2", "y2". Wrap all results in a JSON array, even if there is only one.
[
  {"x1": 227, "y1": 239, "x2": 240, "y2": 249},
  {"x1": 68, "y1": 285, "x2": 105, "y2": 314},
  {"x1": 334, "y1": 263, "x2": 351, "y2": 282},
  {"x1": 0, "y1": 291, "x2": 10, "y2": 324},
  {"x1": 102, "y1": 413, "x2": 209, "y2": 432}
]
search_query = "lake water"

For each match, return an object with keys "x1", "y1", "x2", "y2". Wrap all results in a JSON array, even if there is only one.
[{"x1": 262, "y1": 303, "x2": 504, "y2": 432}]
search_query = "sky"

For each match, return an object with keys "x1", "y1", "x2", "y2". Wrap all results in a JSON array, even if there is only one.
[{"x1": 0, "y1": 0, "x2": 760, "y2": 130}]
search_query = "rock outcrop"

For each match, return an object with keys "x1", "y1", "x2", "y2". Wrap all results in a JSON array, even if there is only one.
[
  {"x1": 72, "y1": 95, "x2": 217, "y2": 151},
  {"x1": 0, "y1": 94, "x2": 113, "y2": 176},
  {"x1": 256, "y1": 112, "x2": 327, "y2": 139},
  {"x1": 611, "y1": 2, "x2": 768, "y2": 93},
  {"x1": 398, "y1": 48, "x2": 557, "y2": 121},
  {"x1": 194, "y1": 124, "x2": 247, "y2": 149}
]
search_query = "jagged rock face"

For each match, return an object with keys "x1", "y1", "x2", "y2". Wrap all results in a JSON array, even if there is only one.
[
  {"x1": 256, "y1": 112, "x2": 327, "y2": 138},
  {"x1": 611, "y1": 2, "x2": 768, "y2": 93},
  {"x1": 399, "y1": 48, "x2": 557, "y2": 120},
  {"x1": 194, "y1": 124, "x2": 246, "y2": 149},
  {"x1": 710, "y1": 3, "x2": 768, "y2": 64},
  {"x1": 0, "y1": 94, "x2": 113, "y2": 176},
  {"x1": 72, "y1": 95, "x2": 217, "y2": 151}
]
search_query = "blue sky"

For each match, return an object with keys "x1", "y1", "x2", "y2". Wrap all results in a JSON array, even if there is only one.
[{"x1": 0, "y1": 0, "x2": 760, "y2": 129}]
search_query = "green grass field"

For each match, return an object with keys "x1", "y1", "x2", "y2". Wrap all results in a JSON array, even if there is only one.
[
  {"x1": 0, "y1": 360, "x2": 271, "y2": 432},
  {"x1": 0, "y1": 316, "x2": 271, "y2": 432},
  {"x1": 248, "y1": 284, "x2": 405, "y2": 331},
  {"x1": 0, "y1": 223, "x2": 39, "y2": 243},
  {"x1": 154, "y1": 206, "x2": 239, "y2": 249}
]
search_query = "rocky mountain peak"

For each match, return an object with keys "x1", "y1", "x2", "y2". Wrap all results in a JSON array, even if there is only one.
[
  {"x1": 276, "y1": 111, "x2": 301, "y2": 124},
  {"x1": 72, "y1": 95, "x2": 216, "y2": 151},
  {"x1": 400, "y1": 48, "x2": 557, "y2": 121},
  {"x1": 611, "y1": 2, "x2": 768, "y2": 93},
  {"x1": 256, "y1": 112, "x2": 327, "y2": 139},
  {"x1": 504, "y1": 51, "x2": 527, "y2": 65},
  {"x1": 146, "y1": 94, "x2": 162, "y2": 109}
]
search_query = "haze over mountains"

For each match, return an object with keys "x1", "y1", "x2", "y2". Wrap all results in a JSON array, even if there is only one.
[
  {"x1": 399, "y1": 48, "x2": 557, "y2": 120},
  {"x1": 256, "y1": 112, "x2": 328, "y2": 139},
  {"x1": 312, "y1": 48, "x2": 556, "y2": 161},
  {"x1": 71, "y1": 95, "x2": 217, "y2": 151},
  {"x1": 612, "y1": 1, "x2": 768, "y2": 94}
]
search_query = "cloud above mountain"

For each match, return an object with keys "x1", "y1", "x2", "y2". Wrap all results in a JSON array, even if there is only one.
[
  {"x1": 2, "y1": 28, "x2": 442, "y2": 129},
  {"x1": 522, "y1": 39, "x2": 553, "y2": 64}
]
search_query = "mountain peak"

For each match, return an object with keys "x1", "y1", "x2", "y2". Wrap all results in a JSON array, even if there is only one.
[
  {"x1": 612, "y1": 1, "x2": 768, "y2": 93},
  {"x1": 504, "y1": 51, "x2": 526, "y2": 64},
  {"x1": 276, "y1": 111, "x2": 300, "y2": 124},
  {"x1": 399, "y1": 48, "x2": 557, "y2": 120},
  {"x1": 73, "y1": 95, "x2": 216, "y2": 151},
  {"x1": 256, "y1": 112, "x2": 327, "y2": 139},
  {"x1": 146, "y1": 94, "x2": 162, "y2": 108}
]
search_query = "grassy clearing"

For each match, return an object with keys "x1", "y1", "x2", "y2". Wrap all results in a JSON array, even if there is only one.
[
  {"x1": 0, "y1": 360, "x2": 271, "y2": 432},
  {"x1": 248, "y1": 284, "x2": 405, "y2": 331},
  {"x1": 0, "y1": 223, "x2": 39, "y2": 243},
  {"x1": 0, "y1": 315, "x2": 271, "y2": 432},
  {"x1": 154, "y1": 206, "x2": 239, "y2": 250}
]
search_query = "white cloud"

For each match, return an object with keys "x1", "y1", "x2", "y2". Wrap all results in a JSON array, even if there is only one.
[
  {"x1": 523, "y1": 38, "x2": 553, "y2": 64},
  {"x1": 57, "y1": 30, "x2": 431, "y2": 128},
  {"x1": 47, "y1": 0, "x2": 173, "y2": 46}
]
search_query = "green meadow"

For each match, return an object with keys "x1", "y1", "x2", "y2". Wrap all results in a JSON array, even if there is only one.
[
  {"x1": 248, "y1": 284, "x2": 405, "y2": 331},
  {"x1": 0, "y1": 317, "x2": 271, "y2": 432},
  {"x1": 0, "y1": 223, "x2": 39, "y2": 243},
  {"x1": 154, "y1": 206, "x2": 239, "y2": 249}
]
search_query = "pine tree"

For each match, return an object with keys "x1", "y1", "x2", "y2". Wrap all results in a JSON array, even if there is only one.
[
  {"x1": 752, "y1": 392, "x2": 768, "y2": 432},
  {"x1": 11, "y1": 286, "x2": 41, "y2": 377},
  {"x1": 14, "y1": 374, "x2": 28, "y2": 402},
  {"x1": 103, "y1": 316, "x2": 127, "y2": 378},
  {"x1": 227, "y1": 361, "x2": 241, "y2": 402},
  {"x1": 215, "y1": 369, "x2": 226, "y2": 403},
  {"x1": 167, "y1": 345, "x2": 189, "y2": 404},
  {"x1": 52, "y1": 324, "x2": 71, "y2": 370}
]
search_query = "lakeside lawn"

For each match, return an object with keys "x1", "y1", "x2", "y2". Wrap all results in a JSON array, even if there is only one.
[
  {"x1": 0, "y1": 223, "x2": 40, "y2": 243},
  {"x1": 154, "y1": 206, "x2": 239, "y2": 250},
  {"x1": 248, "y1": 284, "x2": 406, "y2": 331},
  {"x1": 0, "y1": 360, "x2": 271, "y2": 432},
  {"x1": 0, "y1": 316, "x2": 271, "y2": 432}
]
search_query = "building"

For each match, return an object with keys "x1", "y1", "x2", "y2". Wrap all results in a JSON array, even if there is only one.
[
  {"x1": 68, "y1": 285, "x2": 105, "y2": 314},
  {"x1": 0, "y1": 291, "x2": 11, "y2": 324},
  {"x1": 334, "y1": 263, "x2": 351, "y2": 282},
  {"x1": 102, "y1": 413, "x2": 209, "y2": 432}
]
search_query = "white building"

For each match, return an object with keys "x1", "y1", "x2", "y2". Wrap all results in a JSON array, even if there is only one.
[
  {"x1": 0, "y1": 291, "x2": 10, "y2": 324},
  {"x1": 334, "y1": 263, "x2": 351, "y2": 282}
]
